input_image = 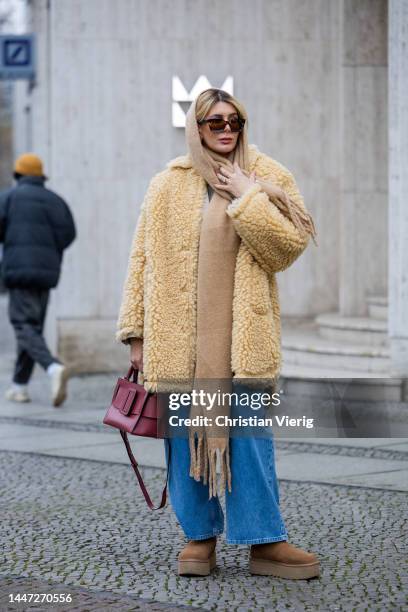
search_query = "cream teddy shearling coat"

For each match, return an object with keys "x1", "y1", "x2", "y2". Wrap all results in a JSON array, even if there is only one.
[{"x1": 116, "y1": 144, "x2": 311, "y2": 392}]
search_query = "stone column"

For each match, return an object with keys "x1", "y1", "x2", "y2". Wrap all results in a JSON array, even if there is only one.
[
  {"x1": 389, "y1": 0, "x2": 408, "y2": 376},
  {"x1": 340, "y1": 0, "x2": 388, "y2": 316}
]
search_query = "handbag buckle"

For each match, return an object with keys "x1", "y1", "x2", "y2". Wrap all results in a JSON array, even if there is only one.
[{"x1": 113, "y1": 386, "x2": 138, "y2": 416}]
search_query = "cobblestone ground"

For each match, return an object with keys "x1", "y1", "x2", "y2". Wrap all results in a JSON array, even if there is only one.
[
  {"x1": 0, "y1": 451, "x2": 407, "y2": 612},
  {"x1": 0, "y1": 576, "x2": 191, "y2": 611}
]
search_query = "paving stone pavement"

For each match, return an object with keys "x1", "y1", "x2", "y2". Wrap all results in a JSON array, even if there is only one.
[
  {"x1": 1, "y1": 411, "x2": 407, "y2": 462},
  {"x1": 1, "y1": 450, "x2": 407, "y2": 612}
]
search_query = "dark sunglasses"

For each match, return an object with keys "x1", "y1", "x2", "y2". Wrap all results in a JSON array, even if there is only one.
[{"x1": 198, "y1": 115, "x2": 245, "y2": 133}]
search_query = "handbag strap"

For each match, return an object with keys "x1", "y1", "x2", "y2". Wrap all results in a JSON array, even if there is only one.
[
  {"x1": 125, "y1": 365, "x2": 138, "y2": 381},
  {"x1": 120, "y1": 429, "x2": 171, "y2": 511}
]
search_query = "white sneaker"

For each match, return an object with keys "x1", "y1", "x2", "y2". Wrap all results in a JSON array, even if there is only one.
[
  {"x1": 5, "y1": 388, "x2": 31, "y2": 403},
  {"x1": 50, "y1": 364, "x2": 69, "y2": 407}
]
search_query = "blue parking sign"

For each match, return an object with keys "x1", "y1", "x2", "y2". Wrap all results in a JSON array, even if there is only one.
[{"x1": 0, "y1": 34, "x2": 35, "y2": 80}]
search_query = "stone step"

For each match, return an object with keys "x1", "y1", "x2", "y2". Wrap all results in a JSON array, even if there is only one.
[
  {"x1": 315, "y1": 312, "x2": 388, "y2": 346},
  {"x1": 280, "y1": 364, "x2": 405, "y2": 402},
  {"x1": 282, "y1": 318, "x2": 390, "y2": 374},
  {"x1": 366, "y1": 295, "x2": 388, "y2": 320}
]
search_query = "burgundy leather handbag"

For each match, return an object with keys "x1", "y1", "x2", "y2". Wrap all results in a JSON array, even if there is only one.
[{"x1": 103, "y1": 365, "x2": 170, "y2": 510}]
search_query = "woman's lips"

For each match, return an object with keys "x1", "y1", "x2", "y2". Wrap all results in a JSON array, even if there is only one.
[{"x1": 219, "y1": 138, "x2": 233, "y2": 143}]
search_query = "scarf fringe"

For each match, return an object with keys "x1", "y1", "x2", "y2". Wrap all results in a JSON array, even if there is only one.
[
  {"x1": 272, "y1": 187, "x2": 318, "y2": 247},
  {"x1": 284, "y1": 194, "x2": 318, "y2": 247},
  {"x1": 189, "y1": 434, "x2": 232, "y2": 499},
  {"x1": 189, "y1": 434, "x2": 206, "y2": 482}
]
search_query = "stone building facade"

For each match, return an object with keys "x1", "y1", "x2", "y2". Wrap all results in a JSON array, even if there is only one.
[{"x1": 12, "y1": 0, "x2": 408, "y2": 390}]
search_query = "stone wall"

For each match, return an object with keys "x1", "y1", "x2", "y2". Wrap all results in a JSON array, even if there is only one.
[{"x1": 12, "y1": 0, "x2": 388, "y2": 372}]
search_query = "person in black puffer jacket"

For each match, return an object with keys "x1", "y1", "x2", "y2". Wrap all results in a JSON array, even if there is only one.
[{"x1": 0, "y1": 153, "x2": 76, "y2": 406}]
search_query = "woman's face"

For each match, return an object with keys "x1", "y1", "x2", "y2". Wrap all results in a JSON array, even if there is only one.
[{"x1": 198, "y1": 101, "x2": 241, "y2": 156}]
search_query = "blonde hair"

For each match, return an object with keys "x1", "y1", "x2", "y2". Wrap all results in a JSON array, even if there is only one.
[{"x1": 194, "y1": 88, "x2": 248, "y2": 124}]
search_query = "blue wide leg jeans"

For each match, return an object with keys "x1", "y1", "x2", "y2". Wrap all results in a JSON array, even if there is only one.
[{"x1": 163, "y1": 384, "x2": 289, "y2": 545}]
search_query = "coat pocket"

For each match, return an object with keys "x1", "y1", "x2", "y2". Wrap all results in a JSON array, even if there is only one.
[{"x1": 250, "y1": 260, "x2": 271, "y2": 315}]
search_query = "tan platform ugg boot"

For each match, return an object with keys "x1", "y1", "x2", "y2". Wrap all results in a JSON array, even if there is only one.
[
  {"x1": 249, "y1": 541, "x2": 320, "y2": 580},
  {"x1": 178, "y1": 536, "x2": 217, "y2": 576}
]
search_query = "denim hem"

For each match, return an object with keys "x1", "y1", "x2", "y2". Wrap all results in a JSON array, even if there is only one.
[
  {"x1": 184, "y1": 529, "x2": 224, "y2": 541},
  {"x1": 226, "y1": 534, "x2": 288, "y2": 545}
]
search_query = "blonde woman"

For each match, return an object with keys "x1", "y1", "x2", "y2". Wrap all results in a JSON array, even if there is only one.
[{"x1": 116, "y1": 89, "x2": 320, "y2": 580}]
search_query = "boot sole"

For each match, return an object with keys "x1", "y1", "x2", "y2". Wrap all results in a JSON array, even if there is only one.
[
  {"x1": 178, "y1": 551, "x2": 216, "y2": 576},
  {"x1": 52, "y1": 368, "x2": 70, "y2": 407},
  {"x1": 249, "y1": 557, "x2": 320, "y2": 580}
]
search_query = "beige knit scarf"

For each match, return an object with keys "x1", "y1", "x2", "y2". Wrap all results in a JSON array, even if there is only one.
[{"x1": 184, "y1": 97, "x2": 318, "y2": 500}]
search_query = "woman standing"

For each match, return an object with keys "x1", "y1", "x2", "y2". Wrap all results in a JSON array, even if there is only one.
[{"x1": 116, "y1": 89, "x2": 319, "y2": 580}]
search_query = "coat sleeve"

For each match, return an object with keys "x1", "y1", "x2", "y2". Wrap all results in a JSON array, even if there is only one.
[
  {"x1": 225, "y1": 160, "x2": 311, "y2": 275},
  {"x1": 57, "y1": 201, "x2": 76, "y2": 251},
  {"x1": 48, "y1": 198, "x2": 77, "y2": 252},
  {"x1": 115, "y1": 200, "x2": 147, "y2": 344}
]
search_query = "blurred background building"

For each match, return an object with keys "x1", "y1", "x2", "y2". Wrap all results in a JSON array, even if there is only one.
[
  {"x1": 2, "y1": 1, "x2": 407, "y2": 392},
  {"x1": 0, "y1": 0, "x2": 21, "y2": 350}
]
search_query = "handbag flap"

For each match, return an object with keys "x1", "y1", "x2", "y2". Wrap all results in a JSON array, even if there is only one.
[
  {"x1": 111, "y1": 378, "x2": 158, "y2": 419},
  {"x1": 131, "y1": 394, "x2": 157, "y2": 419}
]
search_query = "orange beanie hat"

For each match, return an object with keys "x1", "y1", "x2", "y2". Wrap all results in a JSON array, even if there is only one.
[{"x1": 14, "y1": 153, "x2": 45, "y2": 177}]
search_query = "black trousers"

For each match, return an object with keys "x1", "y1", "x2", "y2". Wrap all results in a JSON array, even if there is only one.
[{"x1": 8, "y1": 287, "x2": 57, "y2": 384}]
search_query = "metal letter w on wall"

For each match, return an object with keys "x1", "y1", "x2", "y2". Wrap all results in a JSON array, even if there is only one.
[{"x1": 172, "y1": 75, "x2": 234, "y2": 127}]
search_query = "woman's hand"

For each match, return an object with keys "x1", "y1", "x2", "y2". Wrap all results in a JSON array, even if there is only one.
[
  {"x1": 215, "y1": 162, "x2": 256, "y2": 198},
  {"x1": 130, "y1": 337, "x2": 143, "y2": 371}
]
